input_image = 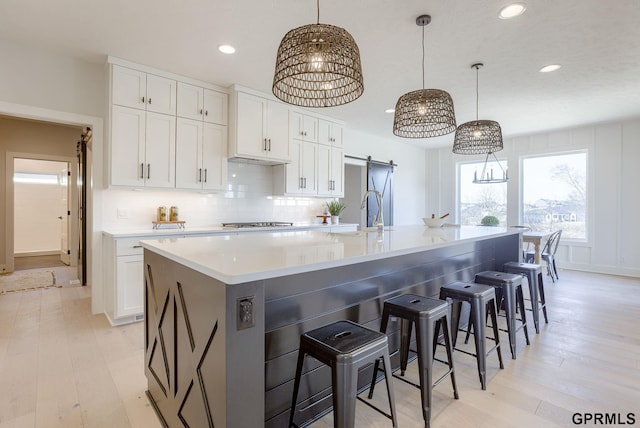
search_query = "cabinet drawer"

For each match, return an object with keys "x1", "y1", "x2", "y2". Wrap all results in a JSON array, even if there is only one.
[{"x1": 116, "y1": 238, "x2": 144, "y2": 256}]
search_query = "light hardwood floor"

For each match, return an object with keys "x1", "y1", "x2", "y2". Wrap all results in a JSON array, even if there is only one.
[{"x1": 0, "y1": 270, "x2": 638, "y2": 427}]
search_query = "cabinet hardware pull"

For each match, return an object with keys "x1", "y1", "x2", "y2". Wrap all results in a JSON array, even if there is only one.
[
  {"x1": 204, "y1": 169, "x2": 208, "y2": 182},
  {"x1": 200, "y1": 109, "x2": 203, "y2": 115},
  {"x1": 303, "y1": 177, "x2": 307, "y2": 188},
  {"x1": 264, "y1": 138, "x2": 268, "y2": 151},
  {"x1": 268, "y1": 139, "x2": 272, "y2": 151},
  {"x1": 205, "y1": 110, "x2": 208, "y2": 116},
  {"x1": 147, "y1": 164, "x2": 150, "y2": 179},
  {"x1": 148, "y1": 98, "x2": 152, "y2": 104},
  {"x1": 199, "y1": 168, "x2": 202, "y2": 182},
  {"x1": 140, "y1": 163, "x2": 144, "y2": 179},
  {"x1": 299, "y1": 177, "x2": 303, "y2": 189},
  {"x1": 133, "y1": 245, "x2": 143, "y2": 248},
  {"x1": 141, "y1": 97, "x2": 145, "y2": 103}
]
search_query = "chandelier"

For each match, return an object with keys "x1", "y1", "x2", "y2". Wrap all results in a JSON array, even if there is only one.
[
  {"x1": 393, "y1": 15, "x2": 456, "y2": 138},
  {"x1": 272, "y1": 0, "x2": 364, "y2": 108},
  {"x1": 473, "y1": 151, "x2": 508, "y2": 184}
]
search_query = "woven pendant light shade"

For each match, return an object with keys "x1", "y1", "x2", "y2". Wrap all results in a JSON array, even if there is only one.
[
  {"x1": 272, "y1": 23, "x2": 364, "y2": 108},
  {"x1": 393, "y1": 88, "x2": 457, "y2": 138},
  {"x1": 392, "y1": 15, "x2": 456, "y2": 139},
  {"x1": 452, "y1": 120, "x2": 503, "y2": 154},
  {"x1": 453, "y1": 63, "x2": 504, "y2": 154}
]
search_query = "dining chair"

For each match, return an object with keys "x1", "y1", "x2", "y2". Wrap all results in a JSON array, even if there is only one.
[{"x1": 525, "y1": 230, "x2": 562, "y2": 282}]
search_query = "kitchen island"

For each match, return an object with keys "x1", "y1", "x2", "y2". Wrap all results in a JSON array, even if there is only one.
[{"x1": 141, "y1": 225, "x2": 521, "y2": 427}]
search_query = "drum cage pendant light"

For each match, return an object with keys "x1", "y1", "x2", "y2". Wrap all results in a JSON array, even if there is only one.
[
  {"x1": 272, "y1": 0, "x2": 364, "y2": 108},
  {"x1": 393, "y1": 14, "x2": 456, "y2": 138},
  {"x1": 452, "y1": 63, "x2": 504, "y2": 154}
]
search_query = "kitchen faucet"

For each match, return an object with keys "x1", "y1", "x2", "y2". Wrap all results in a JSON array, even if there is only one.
[{"x1": 360, "y1": 189, "x2": 384, "y2": 231}]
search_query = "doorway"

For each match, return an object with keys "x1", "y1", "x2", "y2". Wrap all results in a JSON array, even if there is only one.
[{"x1": 12, "y1": 155, "x2": 80, "y2": 285}]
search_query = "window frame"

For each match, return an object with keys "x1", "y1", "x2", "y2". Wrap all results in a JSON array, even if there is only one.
[{"x1": 518, "y1": 149, "x2": 589, "y2": 243}]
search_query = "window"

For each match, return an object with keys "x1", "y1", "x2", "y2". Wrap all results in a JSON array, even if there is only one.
[
  {"x1": 521, "y1": 151, "x2": 587, "y2": 240},
  {"x1": 458, "y1": 160, "x2": 508, "y2": 226}
]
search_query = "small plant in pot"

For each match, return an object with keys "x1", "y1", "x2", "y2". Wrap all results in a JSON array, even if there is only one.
[
  {"x1": 327, "y1": 200, "x2": 346, "y2": 224},
  {"x1": 481, "y1": 215, "x2": 500, "y2": 226}
]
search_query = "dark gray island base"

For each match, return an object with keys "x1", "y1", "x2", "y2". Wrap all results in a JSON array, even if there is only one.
[{"x1": 142, "y1": 229, "x2": 520, "y2": 427}]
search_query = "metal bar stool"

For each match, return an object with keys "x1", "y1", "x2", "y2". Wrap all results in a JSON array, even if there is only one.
[
  {"x1": 474, "y1": 271, "x2": 530, "y2": 359},
  {"x1": 503, "y1": 262, "x2": 549, "y2": 334},
  {"x1": 367, "y1": 294, "x2": 459, "y2": 428},
  {"x1": 289, "y1": 320, "x2": 398, "y2": 428},
  {"x1": 439, "y1": 282, "x2": 504, "y2": 390}
]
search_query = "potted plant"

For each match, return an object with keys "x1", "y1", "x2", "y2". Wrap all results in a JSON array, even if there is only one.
[
  {"x1": 326, "y1": 200, "x2": 346, "y2": 224},
  {"x1": 481, "y1": 215, "x2": 500, "y2": 226}
]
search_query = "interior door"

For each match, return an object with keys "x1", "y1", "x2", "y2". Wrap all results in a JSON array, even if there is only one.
[
  {"x1": 59, "y1": 165, "x2": 71, "y2": 265},
  {"x1": 366, "y1": 162, "x2": 394, "y2": 227},
  {"x1": 77, "y1": 138, "x2": 87, "y2": 285}
]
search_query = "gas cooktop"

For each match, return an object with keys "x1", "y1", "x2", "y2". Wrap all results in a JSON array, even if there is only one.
[{"x1": 221, "y1": 222, "x2": 294, "y2": 229}]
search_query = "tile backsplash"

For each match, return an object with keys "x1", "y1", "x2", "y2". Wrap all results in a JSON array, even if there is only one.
[{"x1": 101, "y1": 162, "x2": 335, "y2": 230}]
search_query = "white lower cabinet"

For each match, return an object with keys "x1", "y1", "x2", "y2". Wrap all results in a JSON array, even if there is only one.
[{"x1": 115, "y1": 254, "x2": 144, "y2": 319}]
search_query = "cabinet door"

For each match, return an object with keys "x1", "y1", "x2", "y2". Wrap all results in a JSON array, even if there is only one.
[
  {"x1": 203, "y1": 89, "x2": 228, "y2": 125},
  {"x1": 144, "y1": 112, "x2": 176, "y2": 188},
  {"x1": 111, "y1": 105, "x2": 145, "y2": 186},
  {"x1": 202, "y1": 123, "x2": 228, "y2": 191},
  {"x1": 300, "y1": 141, "x2": 317, "y2": 194},
  {"x1": 146, "y1": 74, "x2": 177, "y2": 115},
  {"x1": 177, "y1": 82, "x2": 204, "y2": 120},
  {"x1": 266, "y1": 100, "x2": 290, "y2": 161},
  {"x1": 318, "y1": 120, "x2": 343, "y2": 147},
  {"x1": 330, "y1": 147, "x2": 345, "y2": 196},
  {"x1": 290, "y1": 111, "x2": 318, "y2": 142},
  {"x1": 236, "y1": 92, "x2": 267, "y2": 158},
  {"x1": 175, "y1": 118, "x2": 203, "y2": 190},
  {"x1": 115, "y1": 254, "x2": 144, "y2": 318},
  {"x1": 112, "y1": 65, "x2": 146, "y2": 110},
  {"x1": 284, "y1": 140, "x2": 303, "y2": 193},
  {"x1": 317, "y1": 144, "x2": 332, "y2": 196}
]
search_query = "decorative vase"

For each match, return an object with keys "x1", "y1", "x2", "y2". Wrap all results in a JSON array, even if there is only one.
[{"x1": 331, "y1": 216, "x2": 340, "y2": 225}]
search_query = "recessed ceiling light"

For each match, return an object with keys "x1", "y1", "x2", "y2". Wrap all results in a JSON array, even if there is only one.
[
  {"x1": 218, "y1": 44, "x2": 236, "y2": 54},
  {"x1": 539, "y1": 64, "x2": 561, "y2": 73},
  {"x1": 498, "y1": 3, "x2": 527, "y2": 19},
  {"x1": 385, "y1": 108, "x2": 395, "y2": 114}
]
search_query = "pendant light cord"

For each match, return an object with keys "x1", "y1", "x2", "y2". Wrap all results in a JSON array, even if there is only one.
[
  {"x1": 317, "y1": 0, "x2": 320, "y2": 24},
  {"x1": 475, "y1": 65, "x2": 479, "y2": 121},
  {"x1": 421, "y1": 24, "x2": 425, "y2": 90}
]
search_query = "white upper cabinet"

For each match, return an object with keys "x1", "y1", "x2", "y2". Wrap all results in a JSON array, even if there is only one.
[
  {"x1": 175, "y1": 118, "x2": 227, "y2": 191},
  {"x1": 317, "y1": 144, "x2": 344, "y2": 197},
  {"x1": 230, "y1": 91, "x2": 290, "y2": 163},
  {"x1": 112, "y1": 65, "x2": 176, "y2": 115},
  {"x1": 290, "y1": 111, "x2": 318, "y2": 143},
  {"x1": 318, "y1": 119, "x2": 344, "y2": 147},
  {"x1": 177, "y1": 82, "x2": 228, "y2": 125},
  {"x1": 283, "y1": 140, "x2": 317, "y2": 195},
  {"x1": 110, "y1": 105, "x2": 176, "y2": 188}
]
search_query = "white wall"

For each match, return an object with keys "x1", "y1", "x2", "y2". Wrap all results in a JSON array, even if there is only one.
[{"x1": 426, "y1": 118, "x2": 640, "y2": 277}]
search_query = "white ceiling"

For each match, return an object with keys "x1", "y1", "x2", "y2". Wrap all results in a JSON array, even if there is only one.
[{"x1": 1, "y1": 0, "x2": 639, "y2": 148}]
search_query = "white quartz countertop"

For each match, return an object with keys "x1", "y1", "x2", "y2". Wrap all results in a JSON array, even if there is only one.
[
  {"x1": 103, "y1": 223, "x2": 358, "y2": 238},
  {"x1": 140, "y1": 225, "x2": 520, "y2": 285}
]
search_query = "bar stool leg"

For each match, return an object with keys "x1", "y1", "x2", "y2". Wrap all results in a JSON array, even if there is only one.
[
  {"x1": 538, "y1": 272, "x2": 549, "y2": 323},
  {"x1": 400, "y1": 318, "x2": 413, "y2": 376},
  {"x1": 516, "y1": 285, "x2": 530, "y2": 345},
  {"x1": 441, "y1": 313, "x2": 460, "y2": 399},
  {"x1": 503, "y1": 284, "x2": 517, "y2": 359},
  {"x1": 368, "y1": 308, "x2": 391, "y2": 399},
  {"x1": 333, "y1": 362, "x2": 357, "y2": 428},
  {"x1": 488, "y1": 298, "x2": 504, "y2": 370},
  {"x1": 470, "y1": 295, "x2": 488, "y2": 390},
  {"x1": 415, "y1": 318, "x2": 432, "y2": 427},
  {"x1": 289, "y1": 348, "x2": 306, "y2": 427},
  {"x1": 381, "y1": 348, "x2": 398, "y2": 428},
  {"x1": 525, "y1": 272, "x2": 540, "y2": 334}
]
